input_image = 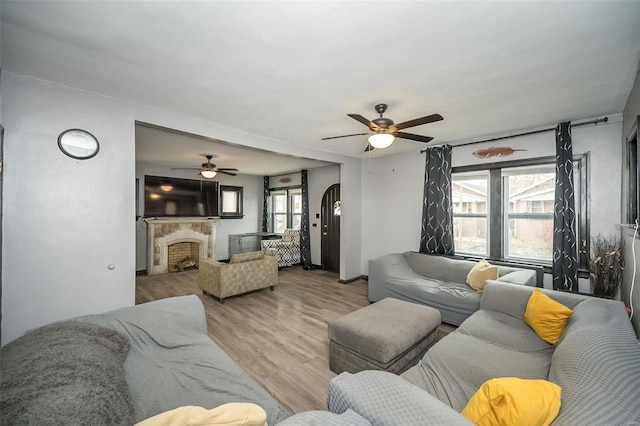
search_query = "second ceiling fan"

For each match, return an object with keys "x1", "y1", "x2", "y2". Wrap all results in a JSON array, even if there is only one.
[
  {"x1": 171, "y1": 154, "x2": 239, "y2": 178},
  {"x1": 322, "y1": 103, "x2": 443, "y2": 151}
]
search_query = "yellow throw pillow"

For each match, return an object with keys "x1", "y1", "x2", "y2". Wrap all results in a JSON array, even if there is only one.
[
  {"x1": 524, "y1": 288, "x2": 573, "y2": 345},
  {"x1": 461, "y1": 377, "x2": 562, "y2": 426},
  {"x1": 466, "y1": 259, "x2": 498, "y2": 292},
  {"x1": 135, "y1": 403, "x2": 268, "y2": 426}
]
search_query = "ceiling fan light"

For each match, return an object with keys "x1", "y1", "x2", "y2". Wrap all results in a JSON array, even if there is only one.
[
  {"x1": 368, "y1": 132, "x2": 394, "y2": 149},
  {"x1": 201, "y1": 170, "x2": 217, "y2": 179}
]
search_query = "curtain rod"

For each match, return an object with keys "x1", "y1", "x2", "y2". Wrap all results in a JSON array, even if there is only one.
[{"x1": 420, "y1": 117, "x2": 609, "y2": 153}]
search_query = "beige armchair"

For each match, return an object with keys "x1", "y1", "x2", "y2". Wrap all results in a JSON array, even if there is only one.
[{"x1": 198, "y1": 251, "x2": 278, "y2": 303}]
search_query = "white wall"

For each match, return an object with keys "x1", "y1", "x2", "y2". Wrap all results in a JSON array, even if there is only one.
[
  {"x1": 1, "y1": 71, "x2": 360, "y2": 345},
  {"x1": 308, "y1": 164, "x2": 340, "y2": 266},
  {"x1": 2, "y1": 73, "x2": 136, "y2": 345},
  {"x1": 135, "y1": 161, "x2": 262, "y2": 268},
  {"x1": 360, "y1": 152, "x2": 425, "y2": 273},
  {"x1": 341, "y1": 158, "x2": 362, "y2": 281},
  {"x1": 360, "y1": 117, "x2": 624, "y2": 288}
]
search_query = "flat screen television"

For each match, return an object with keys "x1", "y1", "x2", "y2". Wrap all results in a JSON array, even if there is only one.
[{"x1": 144, "y1": 175, "x2": 219, "y2": 217}]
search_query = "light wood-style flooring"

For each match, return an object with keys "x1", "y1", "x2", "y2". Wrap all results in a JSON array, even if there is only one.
[{"x1": 135, "y1": 267, "x2": 454, "y2": 414}]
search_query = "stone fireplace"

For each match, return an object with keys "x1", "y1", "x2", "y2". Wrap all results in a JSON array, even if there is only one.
[
  {"x1": 167, "y1": 241, "x2": 200, "y2": 272},
  {"x1": 145, "y1": 217, "x2": 220, "y2": 275}
]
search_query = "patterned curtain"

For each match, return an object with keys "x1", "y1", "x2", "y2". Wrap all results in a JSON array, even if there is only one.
[
  {"x1": 420, "y1": 145, "x2": 454, "y2": 255},
  {"x1": 300, "y1": 170, "x2": 312, "y2": 270},
  {"x1": 552, "y1": 122, "x2": 578, "y2": 291},
  {"x1": 262, "y1": 176, "x2": 269, "y2": 232}
]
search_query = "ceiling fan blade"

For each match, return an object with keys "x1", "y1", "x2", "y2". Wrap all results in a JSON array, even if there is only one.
[
  {"x1": 364, "y1": 143, "x2": 375, "y2": 152},
  {"x1": 347, "y1": 114, "x2": 378, "y2": 130},
  {"x1": 218, "y1": 171, "x2": 238, "y2": 176},
  {"x1": 394, "y1": 132, "x2": 434, "y2": 143},
  {"x1": 321, "y1": 132, "x2": 368, "y2": 140},
  {"x1": 216, "y1": 168, "x2": 239, "y2": 172},
  {"x1": 171, "y1": 167, "x2": 200, "y2": 170},
  {"x1": 394, "y1": 113, "x2": 443, "y2": 131}
]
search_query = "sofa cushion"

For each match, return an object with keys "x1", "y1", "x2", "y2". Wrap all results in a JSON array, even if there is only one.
[
  {"x1": 135, "y1": 403, "x2": 267, "y2": 426},
  {"x1": 461, "y1": 377, "x2": 561, "y2": 426},
  {"x1": 404, "y1": 251, "x2": 474, "y2": 284},
  {"x1": 549, "y1": 298, "x2": 640, "y2": 425},
  {"x1": 0, "y1": 321, "x2": 133, "y2": 425},
  {"x1": 401, "y1": 330, "x2": 553, "y2": 411},
  {"x1": 466, "y1": 259, "x2": 498, "y2": 291},
  {"x1": 230, "y1": 251, "x2": 264, "y2": 263},
  {"x1": 278, "y1": 409, "x2": 372, "y2": 425},
  {"x1": 76, "y1": 296, "x2": 290, "y2": 424},
  {"x1": 524, "y1": 288, "x2": 573, "y2": 345},
  {"x1": 457, "y1": 310, "x2": 554, "y2": 354}
]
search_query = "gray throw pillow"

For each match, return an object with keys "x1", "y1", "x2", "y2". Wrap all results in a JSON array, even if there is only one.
[{"x1": 0, "y1": 321, "x2": 133, "y2": 425}]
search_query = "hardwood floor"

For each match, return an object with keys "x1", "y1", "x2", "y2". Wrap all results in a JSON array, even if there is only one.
[{"x1": 135, "y1": 267, "x2": 454, "y2": 414}]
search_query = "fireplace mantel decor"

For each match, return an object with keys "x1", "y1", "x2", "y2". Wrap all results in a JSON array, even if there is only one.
[{"x1": 145, "y1": 217, "x2": 220, "y2": 275}]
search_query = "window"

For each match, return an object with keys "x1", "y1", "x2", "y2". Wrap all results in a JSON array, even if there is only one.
[
  {"x1": 503, "y1": 166, "x2": 555, "y2": 262},
  {"x1": 220, "y1": 185, "x2": 243, "y2": 219},
  {"x1": 269, "y1": 187, "x2": 302, "y2": 233},
  {"x1": 452, "y1": 156, "x2": 588, "y2": 269},
  {"x1": 452, "y1": 174, "x2": 489, "y2": 256}
]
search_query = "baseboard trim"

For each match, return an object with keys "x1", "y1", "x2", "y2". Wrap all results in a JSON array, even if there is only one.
[
  {"x1": 136, "y1": 270, "x2": 147, "y2": 276},
  {"x1": 338, "y1": 275, "x2": 367, "y2": 284}
]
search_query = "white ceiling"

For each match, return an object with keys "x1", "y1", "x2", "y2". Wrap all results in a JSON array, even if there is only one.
[
  {"x1": 3, "y1": 1, "x2": 640, "y2": 174},
  {"x1": 135, "y1": 123, "x2": 334, "y2": 176}
]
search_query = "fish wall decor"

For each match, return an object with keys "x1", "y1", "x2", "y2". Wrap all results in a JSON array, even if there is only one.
[{"x1": 473, "y1": 146, "x2": 527, "y2": 159}]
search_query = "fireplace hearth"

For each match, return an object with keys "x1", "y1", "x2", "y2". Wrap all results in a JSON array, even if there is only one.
[{"x1": 145, "y1": 217, "x2": 220, "y2": 275}]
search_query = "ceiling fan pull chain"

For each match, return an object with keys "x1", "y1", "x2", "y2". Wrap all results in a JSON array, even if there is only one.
[{"x1": 392, "y1": 143, "x2": 396, "y2": 172}]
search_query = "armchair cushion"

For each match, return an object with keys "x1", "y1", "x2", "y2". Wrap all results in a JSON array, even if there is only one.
[{"x1": 230, "y1": 251, "x2": 265, "y2": 264}]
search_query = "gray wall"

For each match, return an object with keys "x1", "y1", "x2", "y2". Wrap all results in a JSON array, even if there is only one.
[
  {"x1": 135, "y1": 161, "x2": 262, "y2": 267},
  {"x1": 2, "y1": 73, "x2": 136, "y2": 345},
  {"x1": 621, "y1": 69, "x2": 640, "y2": 339},
  {"x1": 134, "y1": 164, "x2": 341, "y2": 268},
  {"x1": 1, "y1": 71, "x2": 360, "y2": 345}
]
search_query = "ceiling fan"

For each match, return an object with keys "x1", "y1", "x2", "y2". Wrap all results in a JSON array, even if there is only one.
[
  {"x1": 322, "y1": 103, "x2": 443, "y2": 151},
  {"x1": 171, "y1": 154, "x2": 239, "y2": 178}
]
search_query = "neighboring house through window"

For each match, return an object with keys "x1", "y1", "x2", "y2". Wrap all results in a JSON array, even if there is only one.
[{"x1": 452, "y1": 156, "x2": 588, "y2": 269}]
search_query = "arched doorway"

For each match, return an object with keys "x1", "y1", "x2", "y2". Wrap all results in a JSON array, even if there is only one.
[{"x1": 321, "y1": 183, "x2": 340, "y2": 273}]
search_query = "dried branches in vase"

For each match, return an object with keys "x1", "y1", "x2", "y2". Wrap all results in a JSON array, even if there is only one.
[{"x1": 589, "y1": 234, "x2": 625, "y2": 299}]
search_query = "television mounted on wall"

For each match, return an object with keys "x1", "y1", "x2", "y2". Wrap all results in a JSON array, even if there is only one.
[{"x1": 143, "y1": 175, "x2": 219, "y2": 217}]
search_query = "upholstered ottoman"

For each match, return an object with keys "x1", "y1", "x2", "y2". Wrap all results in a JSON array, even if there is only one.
[{"x1": 328, "y1": 298, "x2": 441, "y2": 375}]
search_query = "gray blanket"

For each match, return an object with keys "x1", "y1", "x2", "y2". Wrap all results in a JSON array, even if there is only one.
[{"x1": 0, "y1": 321, "x2": 133, "y2": 426}]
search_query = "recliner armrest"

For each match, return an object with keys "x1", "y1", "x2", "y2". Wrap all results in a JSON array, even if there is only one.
[{"x1": 328, "y1": 371, "x2": 473, "y2": 426}]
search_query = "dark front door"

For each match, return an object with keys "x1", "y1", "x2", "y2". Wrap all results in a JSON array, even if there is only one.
[{"x1": 321, "y1": 184, "x2": 340, "y2": 273}]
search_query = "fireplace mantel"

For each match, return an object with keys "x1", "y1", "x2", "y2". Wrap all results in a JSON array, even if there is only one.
[{"x1": 145, "y1": 217, "x2": 220, "y2": 275}]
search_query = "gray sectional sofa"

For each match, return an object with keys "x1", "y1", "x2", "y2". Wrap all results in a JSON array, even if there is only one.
[
  {"x1": 1, "y1": 295, "x2": 290, "y2": 425},
  {"x1": 324, "y1": 281, "x2": 640, "y2": 425},
  {"x1": 368, "y1": 251, "x2": 537, "y2": 325}
]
